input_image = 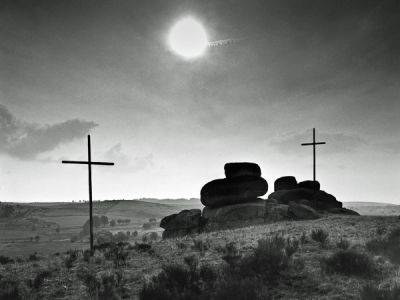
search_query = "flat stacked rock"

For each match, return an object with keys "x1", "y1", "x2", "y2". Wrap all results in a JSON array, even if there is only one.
[
  {"x1": 201, "y1": 162, "x2": 268, "y2": 225},
  {"x1": 160, "y1": 209, "x2": 203, "y2": 238},
  {"x1": 274, "y1": 176, "x2": 297, "y2": 191},
  {"x1": 268, "y1": 177, "x2": 358, "y2": 215}
]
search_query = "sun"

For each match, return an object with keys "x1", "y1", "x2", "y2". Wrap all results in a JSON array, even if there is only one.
[{"x1": 168, "y1": 17, "x2": 208, "y2": 59}]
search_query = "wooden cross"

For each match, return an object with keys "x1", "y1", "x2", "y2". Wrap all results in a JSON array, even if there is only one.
[
  {"x1": 62, "y1": 135, "x2": 114, "y2": 255},
  {"x1": 301, "y1": 128, "x2": 326, "y2": 205}
]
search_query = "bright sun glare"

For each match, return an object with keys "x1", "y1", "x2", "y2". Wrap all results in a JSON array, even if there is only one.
[{"x1": 168, "y1": 17, "x2": 208, "y2": 59}]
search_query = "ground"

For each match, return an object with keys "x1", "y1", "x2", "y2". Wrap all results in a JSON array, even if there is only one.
[{"x1": 1, "y1": 214, "x2": 399, "y2": 299}]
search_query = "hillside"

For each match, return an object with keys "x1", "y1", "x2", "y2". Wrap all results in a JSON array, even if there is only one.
[
  {"x1": 0, "y1": 199, "x2": 201, "y2": 256},
  {"x1": 0, "y1": 215, "x2": 399, "y2": 299},
  {"x1": 343, "y1": 201, "x2": 400, "y2": 216}
]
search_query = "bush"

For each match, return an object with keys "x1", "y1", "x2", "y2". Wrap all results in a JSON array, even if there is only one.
[
  {"x1": 191, "y1": 238, "x2": 210, "y2": 256},
  {"x1": 221, "y1": 242, "x2": 241, "y2": 267},
  {"x1": 33, "y1": 270, "x2": 52, "y2": 289},
  {"x1": 28, "y1": 252, "x2": 39, "y2": 262},
  {"x1": 213, "y1": 277, "x2": 271, "y2": 300},
  {"x1": 336, "y1": 238, "x2": 350, "y2": 250},
  {"x1": 0, "y1": 255, "x2": 14, "y2": 265},
  {"x1": 140, "y1": 235, "x2": 296, "y2": 300},
  {"x1": 311, "y1": 229, "x2": 329, "y2": 247},
  {"x1": 322, "y1": 250, "x2": 376, "y2": 277},
  {"x1": 65, "y1": 249, "x2": 80, "y2": 269},
  {"x1": 360, "y1": 284, "x2": 400, "y2": 300},
  {"x1": 140, "y1": 258, "x2": 218, "y2": 300},
  {"x1": 366, "y1": 227, "x2": 400, "y2": 264},
  {"x1": 0, "y1": 275, "x2": 29, "y2": 300},
  {"x1": 135, "y1": 243, "x2": 153, "y2": 253},
  {"x1": 235, "y1": 235, "x2": 294, "y2": 283}
]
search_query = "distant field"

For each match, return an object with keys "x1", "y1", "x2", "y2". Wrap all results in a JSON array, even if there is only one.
[{"x1": 0, "y1": 199, "x2": 200, "y2": 256}]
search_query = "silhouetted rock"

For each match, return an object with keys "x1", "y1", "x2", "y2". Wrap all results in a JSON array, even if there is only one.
[
  {"x1": 160, "y1": 209, "x2": 202, "y2": 230},
  {"x1": 327, "y1": 207, "x2": 360, "y2": 216},
  {"x1": 298, "y1": 180, "x2": 320, "y2": 191},
  {"x1": 268, "y1": 188, "x2": 342, "y2": 210},
  {"x1": 288, "y1": 202, "x2": 320, "y2": 219},
  {"x1": 201, "y1": 176, "x2": 268, "y2": 207},
  {"x1": 265, "y1": 202, "x2": 289, "y2": 221},
  {"x1": 224, "y1": 162, "x2": 261, "y2": 178},
  {"x1": 202, "y1": 199, "x2": 265, "y2": 223},
  {"x1": 274, "y1": 176, "x2": 298, "y2": 191}
]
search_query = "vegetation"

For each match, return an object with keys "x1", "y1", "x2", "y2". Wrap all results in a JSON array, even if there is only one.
[
  {"x1": 360, "y1": 284, "x2": 400, "y2": 300},
  {"x1": 321, "y1": 249, "x2": 376, "y2": 277},
  {"x1": 311, "y1": 228, "x2": 329, "y2": 247},
  {"x1": 366, "y1": 227, "x2": 400, "y2": 264}
]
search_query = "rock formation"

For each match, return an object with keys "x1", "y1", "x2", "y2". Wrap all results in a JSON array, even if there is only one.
[
  {"x1": 274, "y1": 176, "x2": 297, "y2": 191},
  {"x1": 160, "y1": 166, "x2": 359, "y2": 239},
  {"x1": 160, "y1": 209, "x2": 203, "y2": 238}
]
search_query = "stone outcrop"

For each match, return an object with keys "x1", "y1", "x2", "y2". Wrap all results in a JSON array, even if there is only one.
[
  {"x1": 200, "y1": 176, "x2": 268, "y2": 207},
  {"x1": 298, "y1": 180, "x2": 320, "y2": 191},
  {"x1": 274, "y1": 176, "x2": 298, "y2": 191},
  {"x1": 160, "y1": 209, "x2": 203, "y2": 238},
  {"x1": 224, "y1": 162, "x2": 261, "y2": 178},
  {"x1": 202, "y1": 199, "x2": 265, "y2": 224},
  {"x1": 268, "y1": 187, "x2": 342, "y2": 211},
  {"x1": 288, "y1": 202, "x2": 320, "y2": 220},
  {"x1": 327, "y1": 207, "x2": 360, "y2": 216}
]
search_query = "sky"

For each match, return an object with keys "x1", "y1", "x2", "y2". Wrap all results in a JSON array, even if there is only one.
[{"x1": 0, "y1": 0, "x2": 399, "y2": 203}]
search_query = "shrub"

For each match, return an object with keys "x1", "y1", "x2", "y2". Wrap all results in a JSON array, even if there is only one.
[
  {"x1": 102, "y1": 243, "x2": 129, "y2": 267},
  {"x1": 140, "y1": 259, "x2": 217, "y2": 300},
  {"x1": 0, "y1": 255, "x2": 14, "y2": 265},
  {"x1": 322, "y1": 250, "x2": 376, "y2": 277},
  {"x1": 135, "y1": 243, "x2": 153, "y2": 253},
  {"x1": 300, "y1": 232, "x2": 307, "y2": 245},
  {"x1": 337, "y1": 238, "x2": 351, "y2": 250},
  {"x1": 213, "y1": 277, "x2": 271, "y2": 300},
  {"x1": 28, "y1": 252, "x2": 39, "y2": 262},
  {"x1": 191, "y1": 238, "x2": 210, "y2": 256},
  {"x1": 360, "y1": 284, "x2": 400, "y2": 300},
  {"x1": 65, "y1": 249, "x2": 80, "y2": 269},
  {"x1": 311, "y1": 229, "x2": 329, "y2": 247},
  {"x1": 0, "y1": 275, "x2": 29, "y2": 300},
  {"x1": 235, "y1": 235, "x2": 293, "y2": 283},
  {"x1": 221, "y1": 242, "x2": 241, "y2": 267},
  {"x1": 366, "y1": 227, "x2": 400, "y2": 264},
  {"x1": 33, "y1": 270, "x2": 52, "y2": 289}
]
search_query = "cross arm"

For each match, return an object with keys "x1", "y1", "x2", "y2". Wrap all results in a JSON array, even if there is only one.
[
  {"x1": 62, "y1": 160, "x2": 114, "y2": 166},
  {"x1": 301, "y1": 142, "x2": 326, "y2": 146}
]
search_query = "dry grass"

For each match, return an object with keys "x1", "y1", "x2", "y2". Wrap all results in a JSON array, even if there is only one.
[{"x1": 0, "y1": 215, "x2": 399, "y2": 299}]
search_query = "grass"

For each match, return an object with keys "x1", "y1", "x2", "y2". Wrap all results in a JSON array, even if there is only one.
[{"x1": 0, "y1": 215, "x2": 399, "y2": 299}]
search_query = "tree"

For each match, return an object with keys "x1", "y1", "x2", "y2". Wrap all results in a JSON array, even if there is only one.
[
  {"x1": 100, "y1": 215, "x2": 109, "y2": 226},
  {"x1": 110, "y1": 220, "x2": 116, "y2": 227},
  {"x1": 34, "y1": 235, "x2": 40, "y2": 243}
]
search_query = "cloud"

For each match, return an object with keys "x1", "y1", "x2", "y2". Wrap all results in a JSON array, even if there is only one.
[
  {"x1": 0, "y1": 104, "x2": 97, "y2": 159},
  {"x1": 270, "y1": 130, "x2": 367, "y2": 155},
  {"x1": 104, "y1": 143, "x2": 154, "y2": 172}
]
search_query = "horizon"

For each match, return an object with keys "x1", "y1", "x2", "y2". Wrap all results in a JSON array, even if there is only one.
[{"x1": 1, "y1": 0, "x2": 399, "y2": 204}]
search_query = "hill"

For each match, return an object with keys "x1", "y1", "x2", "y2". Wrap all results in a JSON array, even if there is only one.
[
  {"x1": 0, "y1": 199, "x2": 202, "y2": 256},
  {"x1": 343, "y1": 201, "x2": 400, "y2": 216},
  {"x1": 0, "y1": 214, "x2": 399, "y2": 299}
]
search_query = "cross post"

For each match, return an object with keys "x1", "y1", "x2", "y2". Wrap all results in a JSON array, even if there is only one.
[
  {"x1": 301, "y1": 128, "x2": 326, "y2": 207},
  {"x1": 62, "y1": 135, "x2": 114, "y2": 255}
]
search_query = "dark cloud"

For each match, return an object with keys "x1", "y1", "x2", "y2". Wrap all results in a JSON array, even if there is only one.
[
  {"x1": 0, "y1": 104, "x2": 97, "y2": 159},
  {"x1": 270, "y1": 130, "x2": 367, "y2": 155}
]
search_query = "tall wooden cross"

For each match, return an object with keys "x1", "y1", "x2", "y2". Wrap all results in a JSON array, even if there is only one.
[
  {"x1": 62, "y1": 135, "x2": 114, "y2": 255},
  {"x1": 301, "y1": 128, "x2": 326, "y2": 205}
]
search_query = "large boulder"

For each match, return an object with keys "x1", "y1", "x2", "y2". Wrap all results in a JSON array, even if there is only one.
[
  {"x1": 274, "y1": 176, "x2": 298, "y2": 191},
  {"x1": 268, "y1": 188, "x2": 342, "y2": 210},
  {"x1": 202, "y1": 199, "x2": 265, "y2": 223},
  {"x1": 265, "y1": 202, "x2": 290, "y2": 221},
  {"x1": 288, "y1": 202, "x2": 320, "y2": 220},
  {"x1": 224, "y1": 162, "x2": 261, "y2": 178},
  {"x1": 160, "y1": 209, "x2": 202, "y2": 230},
  {"x1": 298, "y1": 180, "x2": 320, "y2": 191},
  {"x1": 201, "y1": 176, "x2": 268, "y2": 207}
]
